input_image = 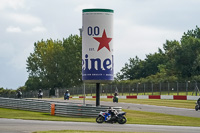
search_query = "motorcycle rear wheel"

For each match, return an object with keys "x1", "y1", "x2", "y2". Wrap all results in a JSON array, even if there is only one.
[
  {"x1": 96, "y1": 116, "x2": 104, "y2": 123},
  {"x1": 118, "y1": 116, "x2": 127, "y2": 124}
]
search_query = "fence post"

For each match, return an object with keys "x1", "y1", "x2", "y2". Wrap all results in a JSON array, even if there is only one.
[
  {"x1": 137, "y1": 83, "x2": 140, "y2": 95},
  {"x1": 195, "y1": 81, "x2": 198, "y2": 96},
  {"x1": 111, "y1": 84, "x2": 113, "y2": 96},
  {"x1": 55, "y1": 88, "x2": 59, "y2": 98},
  {"x1": 159, "y1": 82, "x2": 161, "y2": 95},
  {"x1": 151, "y1": 82, "x2": 153, "y2": 95},
  {"x1": 77, "y1": 86, "x2": 78, "y2": 96},
  {"x1": 72, "y1": 87, "x2": 74, "y2": 96},
  {"x1": 101, "y1": 85, "x2": 102, "y2": 96},
  {"x1": 176, "y1": 81, "x2": 179, "y2": 95},
  {"x1": 168, "y1": 81, "x2": 169, "y2": 95},
  {"x1": 91, "y1": 86, "x2": 92, "y2": 96},
  {"x1": 186, "y1": 81, "x2": 190, "y2": 96},
  {"x1": 106, "y1": 85, "x2": 107, "y2": 96},
  {"x1": 122, "y1": 84, "x2": 123, "y2": 96}
]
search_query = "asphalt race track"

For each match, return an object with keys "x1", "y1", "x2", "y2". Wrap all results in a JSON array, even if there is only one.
[
  {"x1": 1, "y1": 118, "x2": 200, "y2": 133},
  {"x1": 1, "y1": 99, "x2": 200, "y2": 133}
]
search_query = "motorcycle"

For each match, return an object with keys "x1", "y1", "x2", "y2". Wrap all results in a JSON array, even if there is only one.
[
  {"x1": 64, "y1": 93, "x2": 70, "y2": 100},
  {"x1": 195, "y1": 102, "x2": 200, "y2": 111},
  {"x1": 38, "y1": 92, "x2": 43, "y2": 99},
  {"x1": 113, "y1": 96, "x2": 118, "y2": 103},
  {"x1": 96, "y1": 110, "x2": 127, "y2": 124}
]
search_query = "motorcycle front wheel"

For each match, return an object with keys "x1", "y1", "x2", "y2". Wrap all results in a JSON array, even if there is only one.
[
  {"x1": 96, "y1": 116, "x2": 104, "y2": 123},
  {"x1": 195, "y1": 105, "x2": 199, "y2": 111},
  {"x1": 118, "y1": 116, "x2": 127, "y2": 124}
]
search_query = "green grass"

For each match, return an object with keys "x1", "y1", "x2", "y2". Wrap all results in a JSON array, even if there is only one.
[
  {"x1": 107, "y1": 99, "x2": 195, "y2": 109},
  {"x1": 125, "y1": 109, "x2": 200, "y2": 126},
  {"x1": 71, "y1": 98, "x2": 196, "y2": 109},
  {"x1": 1, "y1": 107, "x2": 200, "y2": 127},
  {"x1": 0, "y1": 108, "x2": 94, "y2": 122}
]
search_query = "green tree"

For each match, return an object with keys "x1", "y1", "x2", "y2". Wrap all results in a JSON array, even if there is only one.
[
  {"x1": 60, "y1": 35, "x2": 82, "y2": 87},
  {"x1": 25, "y1": 76, "x2": 41, "y2": 91},
  {"x1": 116, "y1": 26, "x2": 200, "y2": 82},
  {"x1": 116, "y1": 56, "x2": 142, "y2": 80},
  {"x1": 116, "y1": 50, "x2": 167, "y2": 81},
  {"x1": 142, "y1": 51, "x2": 167, "y2": 77},
  {"x1": 162, "y1": 40, "x2": 181, "y2": 76},
  {"x1": 174, "y1": 26, "x2": 200, "y2": 77},
  {"x1": 26, "y1": 35, "x2": 82, "y2": 90}
]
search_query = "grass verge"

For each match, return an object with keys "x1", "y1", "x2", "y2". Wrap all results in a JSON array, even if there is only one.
[
  {"x1": 125, "y1": 109, "x2": 200, "y2": 126},
  {"x1": 68, "y1": 98, "x2": 196, "y2": 109},
  {"x1": 0, "y1": 108, "x2": 94, "y2": 122},
  {"x1": 1, "y1": 107, "x2": 200, "y2": 127}
]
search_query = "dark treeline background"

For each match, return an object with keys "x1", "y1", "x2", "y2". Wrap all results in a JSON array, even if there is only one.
[
  {"x1": 116, "y1": 26, "x2": 200, "y2": 84},
  {"x1": 1, "y1": 26, "x2": 200, "y2": 95}
]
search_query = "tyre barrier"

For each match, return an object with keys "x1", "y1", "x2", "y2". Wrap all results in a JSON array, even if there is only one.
[
  {"x1": 0, "y1": 97, "x2": 122, "y2": 117},
  {"x1": 50, "y1": 103, "x2": 122, "y2": 117}
]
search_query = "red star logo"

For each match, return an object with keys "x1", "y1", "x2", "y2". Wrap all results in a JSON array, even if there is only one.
[{"x1": 93, "y1": 29, "x2": 112, "y2": 51}]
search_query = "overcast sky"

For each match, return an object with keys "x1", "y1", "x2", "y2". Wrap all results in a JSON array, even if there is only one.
[{"x1": 1, "y1": 0, "x2": 200, "y2": 89}]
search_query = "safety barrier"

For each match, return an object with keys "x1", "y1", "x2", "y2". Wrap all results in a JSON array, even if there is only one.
[
  {"x1": 51, "y1": 103, "x2": 122, "y2": 117},
  {"x1": 0, "y1": 97, "x2": 50, "y2": 112},
  {"x1": 0, "y1": 97, "x2": 122, "y2": 117}
]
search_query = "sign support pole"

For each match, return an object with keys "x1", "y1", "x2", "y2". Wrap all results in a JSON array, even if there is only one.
[{"x1": 96, "y1": 83, "x2": 100, "y2": 106}]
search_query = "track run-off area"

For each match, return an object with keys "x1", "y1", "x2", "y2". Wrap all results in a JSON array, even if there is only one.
[
  {"x1": 1, "y1": 118, "x2": 200, "y2": 133},
  {"x1": 1, "y1": 98, "x2": 200, "y2": 133},
  {"x1": 49, "y1": 98, "x2": 200, "y2": 118}
]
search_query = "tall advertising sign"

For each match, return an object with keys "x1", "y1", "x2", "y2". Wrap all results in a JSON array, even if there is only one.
[{"x1": 82, "y1": 9, "x2": 114, "y2": 83}]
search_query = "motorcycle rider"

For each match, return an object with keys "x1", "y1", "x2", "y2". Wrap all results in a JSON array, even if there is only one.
[
  {"x1": 64, "y1": 90, "x2": 70, "y2": 100},
  {"x1": 113, "y1": 92, "x2": 118, "y2": 103},
  {"x1": 197, "y1": 98, "x2": 200, "y2": 106},
  {"x1": 38, "y1": 89, "x2": 43, "y2": 99},
  {"x1": 107, "y1": 107, "x2": 118, "y2": 121}
]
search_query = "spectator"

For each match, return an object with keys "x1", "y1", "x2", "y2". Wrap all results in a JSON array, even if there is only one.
[{"x1": 16, "y1": 89, "x2": 22, "y2": 99}]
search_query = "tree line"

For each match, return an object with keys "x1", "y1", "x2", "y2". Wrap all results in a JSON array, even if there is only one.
[
  {"x1": 116, "y1": 26, "x2": 200, "y2": 83},
  {"x1": 1, "y1": 26, "x2": 200, "y2": 95}
]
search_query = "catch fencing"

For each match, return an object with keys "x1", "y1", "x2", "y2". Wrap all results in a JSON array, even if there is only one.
[
  {"x1": 1, "y1": 81, "x2": 199, "y2": 99},
  {"x1": 58, "y1": 81, "x2": 200, "y2": 97},
  {"x1": 0, "y1": 97, "x2": 122, "y2": 117}
]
